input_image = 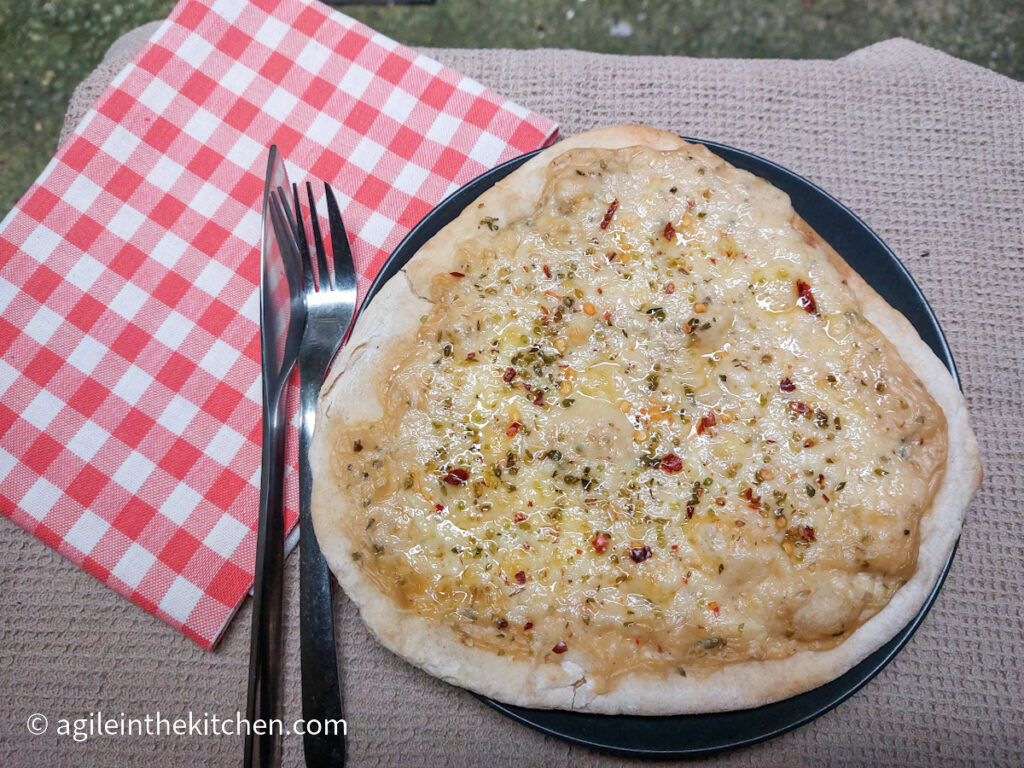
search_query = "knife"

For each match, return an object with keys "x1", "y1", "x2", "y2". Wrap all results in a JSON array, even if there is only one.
[{"x1": 244, "y1": 146, "x2": 305, "y2": 768}]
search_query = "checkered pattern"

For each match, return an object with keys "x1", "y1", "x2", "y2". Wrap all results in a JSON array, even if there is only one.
[{"x1": 0, "y1": 0, "x2": 557, "y2": 649}]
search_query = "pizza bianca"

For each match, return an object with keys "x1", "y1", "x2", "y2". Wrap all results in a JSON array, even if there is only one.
[{"x1": 311, "y1": 126, "x2": 980, "y2": 714}]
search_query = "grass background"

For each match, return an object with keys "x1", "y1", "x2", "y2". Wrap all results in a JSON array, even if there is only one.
[{"x1": 1, "y1": 0, "x2": 1020, "y2": 215}]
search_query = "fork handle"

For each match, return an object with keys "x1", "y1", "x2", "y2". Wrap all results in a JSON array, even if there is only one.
[{"x1": 298, "y1": 379, "x2": 346, "y2": 767}]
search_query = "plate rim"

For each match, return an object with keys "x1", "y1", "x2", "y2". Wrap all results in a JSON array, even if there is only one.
[{"x1": 356, "y1": 138, "x2": 961, "y2": 757}]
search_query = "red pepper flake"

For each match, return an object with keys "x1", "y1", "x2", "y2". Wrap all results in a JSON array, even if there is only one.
[
  {"x1": 522, "y1": 542, "x2": 530, "y2": 550},
  {"x1": 788, "y1": 401, "x2": 811, "y2": 415},
  {"x1": 552, "y1": 641, "x2": 568, "y2": 654},
  {"x1": 603, "y1": 310, "x2": 612, "y2": 322},
  {"x1": 796, "y1": 279, "x2": 817, "y2": 314},
  {"x1": 503, "y1": 367, "x2": 516, "y2": 382},
  {"x1": 533, "y1": 391, "x2": 545, "y2": 406},
  {"x1": 660, "y1": 453, "x2": 683, "y2": 473},
  {"x1": 434, "y1": 503, "x2": 444, "y2": 512},
  {"x1": 466, "y1": 352, "x2": 476, "y2": 360},
  {"x1": 822, "y1": 493, "x2": 830, "y2": 502},
  {"x1": 687, "y1": 198, "x2": 696, "y2": 210},
  {"x1": 818, "y1": 473, "x2": 826, "y2": 489},
  {"x1": 696, "y1": 411, "x2": 717, "y2": 436},
  {"x1": 543, "y1": 264, "x2": 552, "y2": 279},
  {"x1": 708, "y1": 601, "x2": 720, "y2": 617},
  {"x1": 630, "y1": 545, "x2": 653, "y2": 563},
  {"x1": 670, "y1": 544, "x2": 679, "y2": 551},
  {"x1": 514, "y1": 570, "x2": 527, "y2": 585},
  {"x1": 524, "y1": 621, "x2": 534, "y2": 631},
  {"x1": 592, "y1": 532, "x2": 611, "y2": 553},
  {"x1": 663, "y1": 221, "x2": 676, "y2": 240},
  {"x1": 506, "y1": 421, "x2": 520, "y2": 437},
  {"x1": 599, "y1": 199, "x2": 619, "y2": 229},
  {"x1": 450, "y1": 271, "x2": 465, "y2": 278},
  {"x1": 513, "y1": 512, "x2": 526, "y2": 523},
  {"x1": 665, "y1": 282, "x2": 676, "y2": 294},
  {"x1": 785, "y1": 524, "x2": 817, "y2": 544},
  {"x1": 442, "y1": 468, "x2": 470, "y2": 485},
  {"x1": 779, "y1": 377, "x2": 796, "y2": 392}
]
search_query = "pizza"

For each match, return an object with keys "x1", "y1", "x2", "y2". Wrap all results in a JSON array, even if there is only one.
[{"x1": 310, "y1": 126, "x2": 980, "y2": 714}]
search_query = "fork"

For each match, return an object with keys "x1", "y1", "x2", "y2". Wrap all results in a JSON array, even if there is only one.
[{"x1": 278, "y1": 181, "x2": 357, "y2": 766}]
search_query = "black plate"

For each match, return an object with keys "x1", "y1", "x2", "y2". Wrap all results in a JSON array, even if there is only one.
[{"x1": 359, "y1": 140, "x2": 961, "y2": 757}]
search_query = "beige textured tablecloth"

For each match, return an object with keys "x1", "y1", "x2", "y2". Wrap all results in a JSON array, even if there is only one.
[{"x1": 2, "y1": 24, "x2": 1022, "y2": 767}]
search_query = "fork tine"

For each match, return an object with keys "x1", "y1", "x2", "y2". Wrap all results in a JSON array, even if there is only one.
[
  {"x1": 268, "y1": 189, "x2": 299, "y2": 270},
  {"x1": 285, "y1": 189, "x2": 313, "y2": 295},
  {"x1": 323, "y1": 183, "x2": 357, "y2": 291},
  {"x1": 289, "y1": 183, "x2": 312, "y2": 266},
  {"x1": 305, "y1": 182, "x2": 332, "y2": 292},
  {"x1": 284, "y1": 182, "x2": 318, "y2": 298},
  {"x1": 274, "y1": 185, "x2": 311, "y2": 295},
  {"x1": 276, "y1": 184, "x2": 298, "y2": 241}
]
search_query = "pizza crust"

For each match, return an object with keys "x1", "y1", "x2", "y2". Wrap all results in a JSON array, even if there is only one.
[
  {"x1": 311, "y1": 126, "x2": 981, "y2": 714},
  {"x1": 402, "y1": 125, "x2": 692, "y2": 299}
]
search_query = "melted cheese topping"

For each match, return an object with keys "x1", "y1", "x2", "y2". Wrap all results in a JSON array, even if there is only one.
[{"x1": 330, "y1": 146, "x2": 947, "y2": 688}]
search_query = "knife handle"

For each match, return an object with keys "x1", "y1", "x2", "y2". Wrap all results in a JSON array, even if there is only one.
[
  {"x1": 298, "y1": 381, "x2": 346, "y2": 767},
  {"x1": 245, "y1": 390, "x2": 288, "y2": 768}
]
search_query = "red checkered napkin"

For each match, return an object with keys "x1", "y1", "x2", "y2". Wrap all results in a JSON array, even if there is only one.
[{"x1": 0, "y1": 0, "x2": 556, "y2": 649}]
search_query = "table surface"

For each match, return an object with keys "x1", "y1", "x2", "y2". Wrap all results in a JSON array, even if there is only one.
[{"x1": 2, "y1": 31, "x2": 1023, "y2": 767}]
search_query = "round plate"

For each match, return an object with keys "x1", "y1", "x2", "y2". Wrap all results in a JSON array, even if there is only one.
[{"x1": 359, "y1": 139, "x2": 961, "y2": 757}]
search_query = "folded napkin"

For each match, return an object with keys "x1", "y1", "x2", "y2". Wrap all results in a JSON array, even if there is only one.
[{"x1": 0, "y1": 0, "x2": 556, "y2": 649}]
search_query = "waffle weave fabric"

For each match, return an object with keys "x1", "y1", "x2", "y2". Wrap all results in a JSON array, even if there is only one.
[{"x1": 1, "y1": 26, "x2": 1021, "y2": 768}]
